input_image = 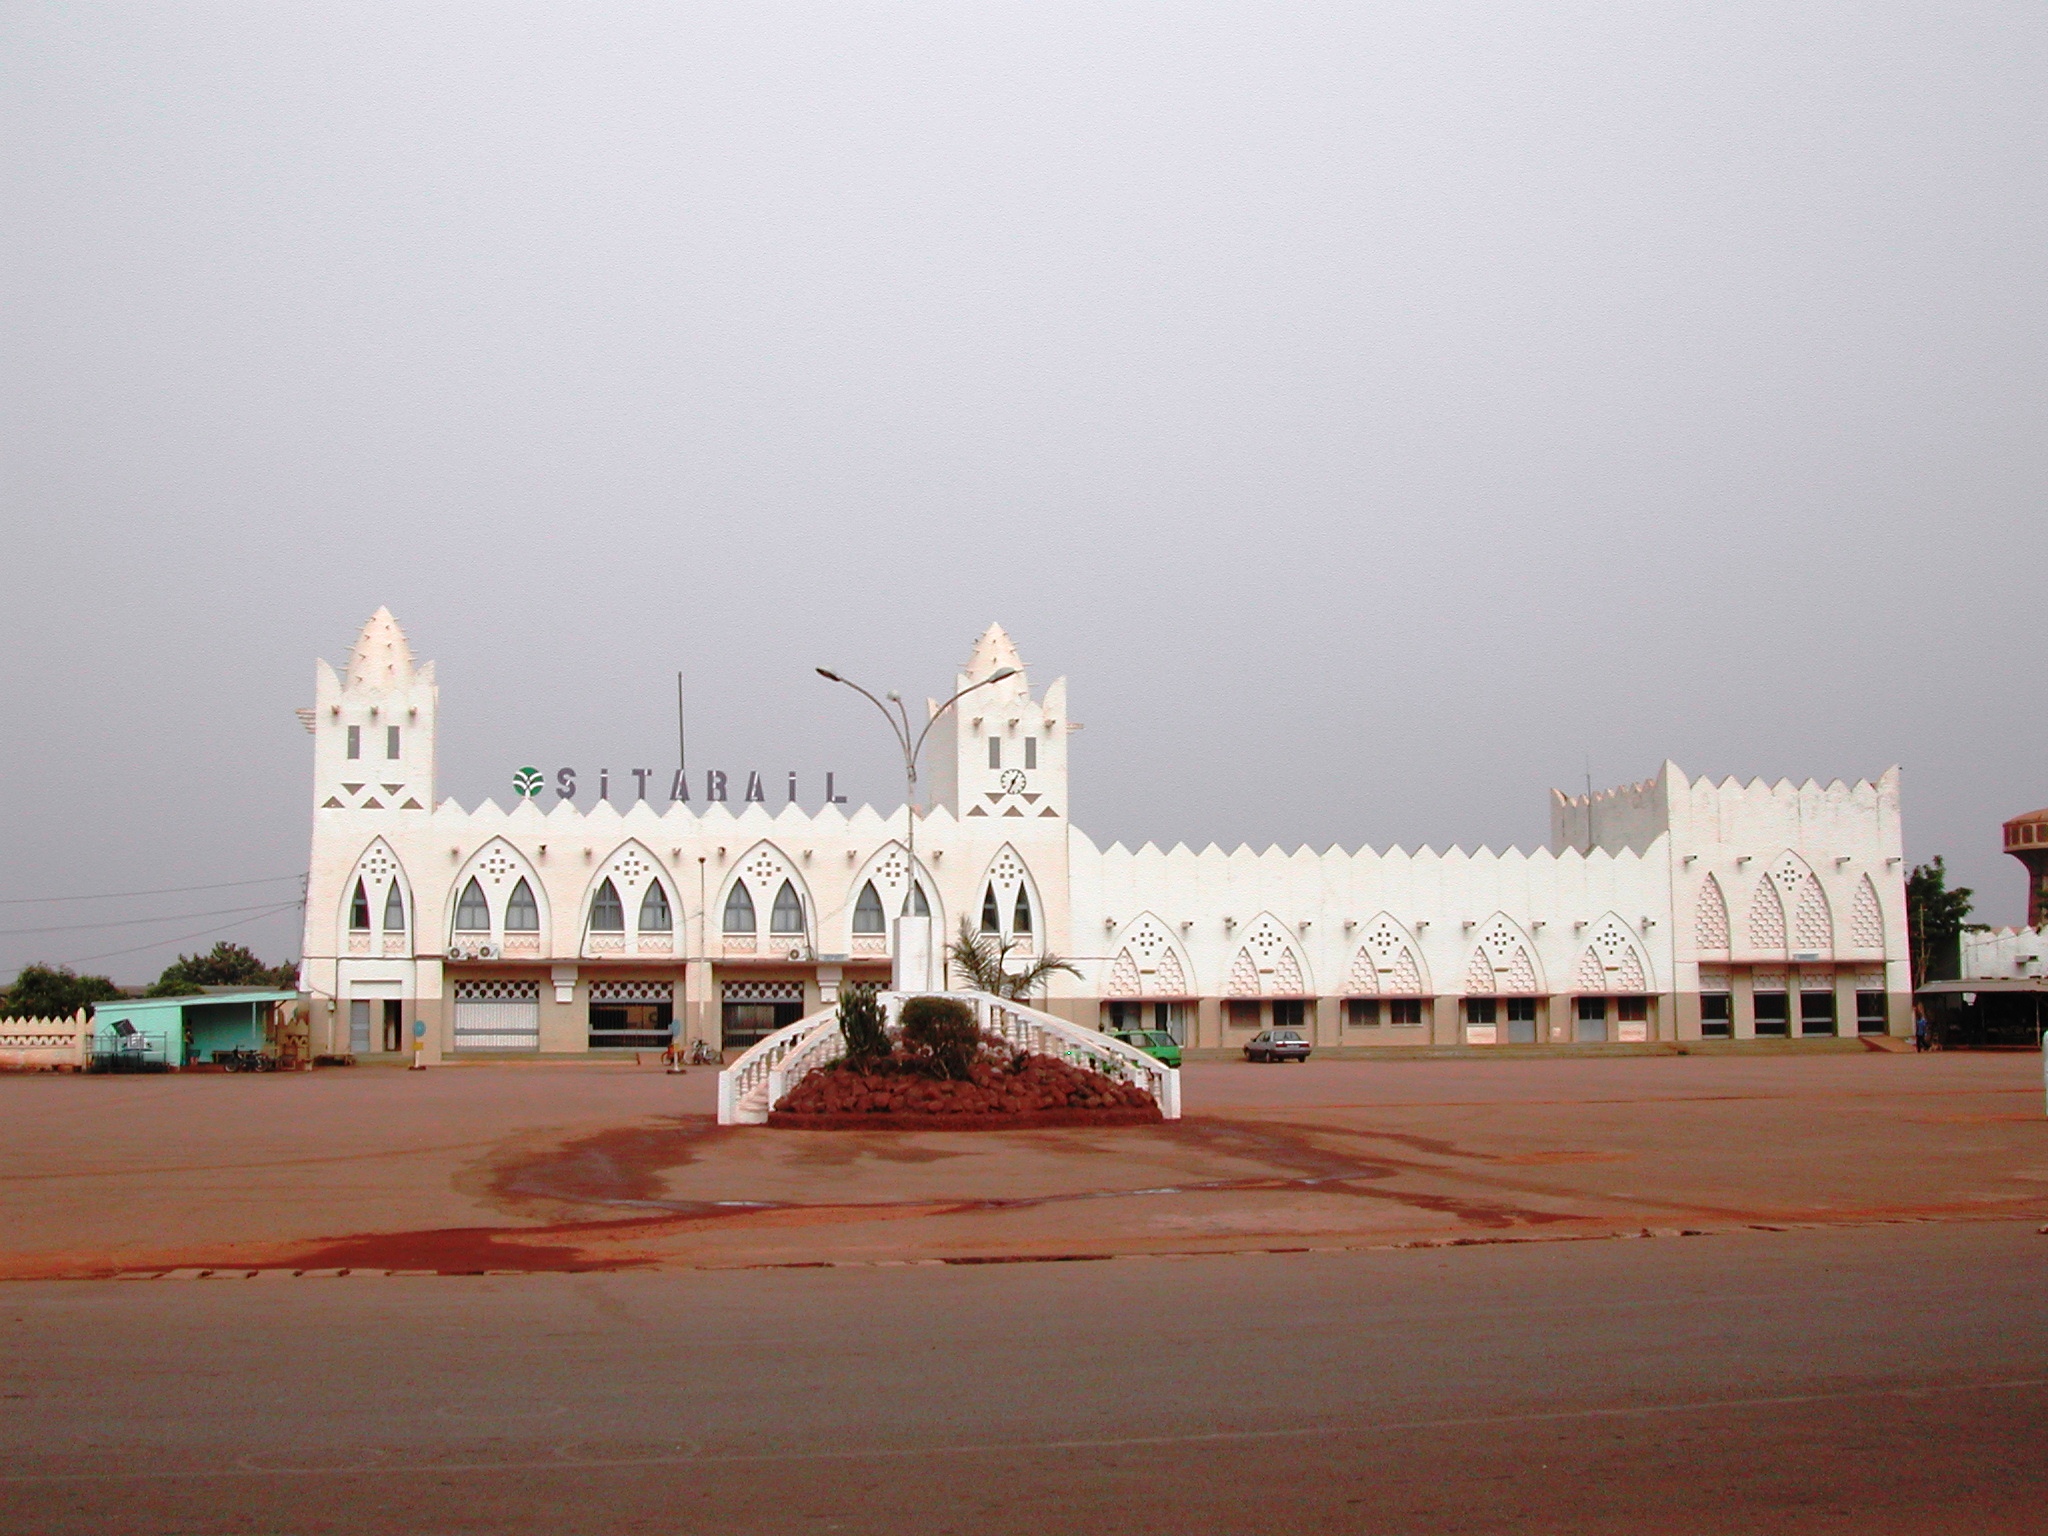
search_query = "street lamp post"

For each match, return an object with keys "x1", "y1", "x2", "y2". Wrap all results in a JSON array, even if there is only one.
[{"x1": 816, "y1": 664, "x2": 1017, "y2": 990}]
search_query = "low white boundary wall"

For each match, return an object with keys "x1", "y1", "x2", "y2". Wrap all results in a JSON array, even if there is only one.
[{"x1": 0, "y1": 1011, "x2": 92, "y2": 1072}]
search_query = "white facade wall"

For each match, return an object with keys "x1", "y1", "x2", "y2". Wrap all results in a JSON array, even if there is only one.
[
  {"x1": 302, "y1": 612, "x2": 1913, "y2": 1055},
  {"x1": 1963, "y1": 927, "x2": 2047, "y2": 980}
]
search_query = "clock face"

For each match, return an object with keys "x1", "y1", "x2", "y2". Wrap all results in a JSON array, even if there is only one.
[{"x1": 998, "y1": 769, "x2": 1027, "y2": 795}]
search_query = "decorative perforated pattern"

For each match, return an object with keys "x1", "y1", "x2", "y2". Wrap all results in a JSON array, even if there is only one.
[
  {"x1": 1464, "y1": 947, "x2": 1494, "y2": 993},
  {"x1": 1575, "y1": 914, "x2": 1651, "y2": 996},
  {"x1": 1105, "y1": 951, "x2": 1141, "y2": 997},
  {"x1": 590, "y1": 979, "x2": 670, "y2": 1002},
  {"x1": 1345, "y1": 949, "x2": 1378, "y2": 994},
  {"x1": 1694, "y1": 876, "x2": 1729, "y2": 951},
  {"x1": 480, "y1": 846, "x2": 518, "y2": 885},
  {"x1": 1273, "y1": 948, "x2": 1305, "y2": 994},
  {"x1": 1850, "y1": 877, "x2": 1883, "y2": 949},
  {"x1": 1154, "y1": 947, "x2": 1187, "y2": 995},
  {"x1": 1468, "y1": 915, "x2": 1541, "y2": 995},
  {"x1": 360, "y1": 846, "x2": 394, "y2": 884},
  {"x1": 1103, "y1": 916, "x2": 1190, "y2": 996},
  {"x1": 614, "y1": 851, "x2": 649, "y2": 884},
  {"x1": 454, "y1": 979, "x2": 539, "y2": 1001},
  {"x1": 1386, "y1": 948, "x2": 1423, "y2": 994},
  {"x1": 1573, "y1": 946, "x2": 1606, "y2": 991},
  {"x1": 743, "y1": 849, "x2": 784, "y2": 885},
  {"x1": 722, "y1": 980, "x2": 803, "y2": 1002},
  {"x1": 1228, "y1": 915, "x2": 1309, "y2": 997},
  {"x1": 1794, "y1": 879, "x2": 1832, "y2": 953},
  {"x1": 1227, "y1": 949, "x2": 1259, "y2": 997},
  {"x1": 1349, "y1": 914, "x2": 1425, "y2": 996},
  {"x1": 1748, "y1": 879, "x2": 1786, "y2": 950}
]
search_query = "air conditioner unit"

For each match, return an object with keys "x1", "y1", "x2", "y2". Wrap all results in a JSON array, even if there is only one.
[
  {"x1": 476, "y1": 943, "x2": 499, "y2": 960},
  {"x1": 446, "y1": 945, "x2": 469, "y2": 962},
  {"x1": 788, "y1": 946, "x2": 806, "y2": 962}
]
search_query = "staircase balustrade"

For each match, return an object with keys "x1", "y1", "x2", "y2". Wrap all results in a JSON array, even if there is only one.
[{"x1": 717, "y1": 990, "x2": 1182, "y2": 1124}]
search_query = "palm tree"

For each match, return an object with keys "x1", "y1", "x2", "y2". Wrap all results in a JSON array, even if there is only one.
[{"x1": 947, "y1": 917, "x2": 1080, "y2": 1002}]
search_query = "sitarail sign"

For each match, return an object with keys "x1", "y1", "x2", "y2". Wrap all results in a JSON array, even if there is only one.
[{"x1": 514, "y1": 766, "x2": 851, "y2": 806}]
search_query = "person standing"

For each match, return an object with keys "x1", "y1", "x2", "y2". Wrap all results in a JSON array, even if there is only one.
[{"x1": 1913, "y1": 1003, "x2": 1931, "y2": 1053}]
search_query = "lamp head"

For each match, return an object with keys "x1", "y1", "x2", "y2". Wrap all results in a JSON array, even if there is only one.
[
  {"x1": 815, "y1": 667, "x2": 842, "y2": 682},
  {"x1": 987, "y1": 667, "x2": 1017, "y2": 683}
]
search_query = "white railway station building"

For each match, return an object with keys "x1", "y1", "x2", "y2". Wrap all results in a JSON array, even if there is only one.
[{"x1": 300, "y1": 610, "x2": 1913, "y2": 1060}]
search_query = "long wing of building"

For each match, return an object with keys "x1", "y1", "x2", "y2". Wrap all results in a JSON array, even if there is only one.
[{"x1": 301, "y1": 610, "x2": 1910, "y2": 1060}]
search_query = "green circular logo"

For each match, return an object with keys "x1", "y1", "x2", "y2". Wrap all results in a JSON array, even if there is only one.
[{"x1": 513, "y1": 766, "x2": 544, "y2": 799}]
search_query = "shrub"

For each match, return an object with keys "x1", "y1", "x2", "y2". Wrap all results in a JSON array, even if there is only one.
[
  {"x1": 898, "y1": 995, "x2": 981, "y2": 1080},
  {"x1": 838, "y1": 987, "x2": 890, "y2": 1069}
]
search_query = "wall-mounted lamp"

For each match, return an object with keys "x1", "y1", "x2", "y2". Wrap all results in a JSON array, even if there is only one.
[
  {"x1": 1224, "y1": 917, "x2": 1237, "y2": 929},
  {"x1": 1682, "y1": 854, "x2": 1697, "y2": 865},
  {"x1": 1736, "y1": 855, "x2": 1752, "y2": 866},
  {"x1": 1343, "y1": 919, "x2": 1357, "y2": 931},
  {"x1": 1531, "y1": 920, "x2": 1545, "y2": 931},
  {"x1": 1836, "y1": 856, "x2": 1851, "y2": 868},
  {"x1": 1104, "y1": 917, "x2": 1118, "y2": 930},
  {"x1": 1462, "y1": 920, "x2": 1476, "y2": 931},
  {"x1": 1414, "y1": 920, "x2": 1429, "y2": 930}
]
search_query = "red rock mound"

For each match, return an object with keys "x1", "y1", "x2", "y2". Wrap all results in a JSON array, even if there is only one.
[{"x1": 768, "y1": 1052, "x2": 1162, "y2": 1130}]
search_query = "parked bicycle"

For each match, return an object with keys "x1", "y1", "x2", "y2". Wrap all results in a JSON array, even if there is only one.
[
  {"x1": 685, "y1": 1038, "x2": 721, "y2": 1066},
  {"x1": 215, "y1": 1047, "x2": 276, "y2": 1073}
]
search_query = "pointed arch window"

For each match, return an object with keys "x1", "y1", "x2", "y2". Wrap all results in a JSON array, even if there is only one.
[
  {"x1": 909, "y1": 882, "x2": 931, "y2": 917},
  {"x1": 770, "y1": 880, "x2": 805, "y2": 934},
  {"x1": 981, "y1": 886, "x2": 1001, "y2": 934},
  {"x1": 455, "y1": 878, "x2": 490, "y2": 932},
  {"x1": 638, "y1": 881, "x2": 672, "y2": 933},
  {"x1": 853, "y1": 882, "x2": 886, "y2": 934},
  {"x1": 382, "y1": 882, "x2": 405, "y2": 932},
  {"x1": 505, "y1": 878, "x2": 539, "y2": 932},
  {"x1": 588, "y1": 879, "x2": 625, "y2": 932},
  {"x1": 723, "y1": 882, "x2": 756, "y2": 934},
  {"x1": 1012, "y1": 887, "x2": 1033, "y2": 935},
  {"x1": 348, "y1": 880, "x2": 371, "y2": 931}
]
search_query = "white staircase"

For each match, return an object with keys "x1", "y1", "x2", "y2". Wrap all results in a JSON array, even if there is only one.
[{"x1": 716, "y1": 991, "x2": 1181, "y2": 1125}]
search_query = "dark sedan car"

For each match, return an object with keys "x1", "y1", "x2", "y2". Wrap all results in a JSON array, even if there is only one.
[{"x1": 1243, "y1": 1028, "x2": 1311, "y2": 1063}]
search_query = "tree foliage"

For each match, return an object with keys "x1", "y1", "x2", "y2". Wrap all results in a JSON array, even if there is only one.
[
  {"x1": 147, "y1": 942, "x2": 298, "y2": 998},
  {"x1": 946, "y1": 917, "x2": 1080, "y2": 1001},
  {"x1": 837, "y1": 985, "x2": 891, "y2": 1069},
  {"x1": 897, "y1": 995, "x2": 983, "y2": 1080},
  {"x1": 0, "y1": 963, "x2": 123, "y2": 1020},
  {"x1": 1906, "y1": 857, "x2": 1979, "y2": 986}
]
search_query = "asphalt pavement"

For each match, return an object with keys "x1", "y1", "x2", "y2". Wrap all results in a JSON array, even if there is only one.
[{"x1": 3, "y1": 1217, "x2": 2043, "y2": 1534}]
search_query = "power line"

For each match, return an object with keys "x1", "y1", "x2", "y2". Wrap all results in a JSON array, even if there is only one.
[
  {"x1": 0, "y1": 899, "x2": 309, "y2": 938},
  {"x1": 0, "y1": 873, "x2": 306, "y2": 907},
  {"x1": 1, "y1": 902, "x2": 306, "y2": 979}
]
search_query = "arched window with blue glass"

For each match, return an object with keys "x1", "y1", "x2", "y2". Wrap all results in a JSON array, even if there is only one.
[
  {"x1": 723, "y1": 881, "x2": 756, "y2": 934},
  {"x1": 505, "y1": 878, "x2": 540, "y2": 933},
  {"x1": 588, "y1": 879, "x2": 625, "y2": 933},
  {"x1": 853, "y1": 882, "x2": 887, "y2": 934},
  {"x1": 455, "y1": 878, "x2": 490, "y2": 933},
  {"x1": 770, "y1": 880, "x2": 805, "y2": 935},
  {"x1": 638, "y1": 880, "x2": 672, "y2": 934}
]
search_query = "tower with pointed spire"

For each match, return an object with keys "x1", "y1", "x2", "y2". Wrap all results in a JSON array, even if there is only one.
[
  {"x1": 309, "y1": 608, "x2": 437, "y2": 815},
  {"x1": 919, "y1": 623, "x2": 1070, "y2": 827}
]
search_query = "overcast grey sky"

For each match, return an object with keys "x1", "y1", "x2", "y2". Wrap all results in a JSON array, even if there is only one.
[{"x1": 3, "y1": 3, "x2": 2044, "y2": 983}]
